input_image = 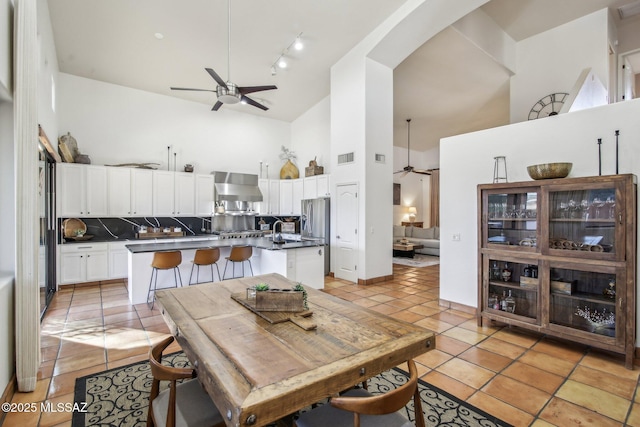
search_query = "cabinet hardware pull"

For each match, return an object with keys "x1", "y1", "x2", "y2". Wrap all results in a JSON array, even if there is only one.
[{"x1": 619, "y1": 213, "x2": 623, "y2": 225}]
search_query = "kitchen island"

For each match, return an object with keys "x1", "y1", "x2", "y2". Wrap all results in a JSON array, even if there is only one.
[{"x1": 126, "y1": 236, "x2": 326, "y2": 305}]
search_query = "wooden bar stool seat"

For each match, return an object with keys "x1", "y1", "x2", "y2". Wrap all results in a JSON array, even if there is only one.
[
  {"x1": 189, "y1": 248, "x2": 221, "y2": 285},
  {"x1": 147, "y1": 251, "x2": 183, "y2": 309},
  {"x1": 223, "y1": 245, "x2": 253, "y2": 279}
]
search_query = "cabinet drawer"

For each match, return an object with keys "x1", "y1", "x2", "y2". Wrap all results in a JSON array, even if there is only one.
[{"x1": 59, "y1": 242, "x2": 108, "y2": 253}]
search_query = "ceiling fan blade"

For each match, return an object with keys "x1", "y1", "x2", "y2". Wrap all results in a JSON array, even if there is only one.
[
  {"x1": 413, "y1": 169, "x2": 432, "y2": 175},
  {"x1": 205, "y1": 68, "x2": 228, "y2": 90},
  {"x1": 238, "y1": 85, "x2": 277, "y2": 95},
  {"x1": 170, "y1": 87, "x2": 215, "y2": 92},
  {"x1": 212, "y1": 101, "x2": 224, "y2": 111},
  {"x1": 241, "y1": 95, "x2": 269, "y2": 111}
]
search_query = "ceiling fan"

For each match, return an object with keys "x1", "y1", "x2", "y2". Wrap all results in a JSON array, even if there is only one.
[
  {"x1": 394, "y1": 118, "x2": 431, "y2": 177},
  {"x1": 170, "y1": 0, "x2": 277, "y2": 111}
]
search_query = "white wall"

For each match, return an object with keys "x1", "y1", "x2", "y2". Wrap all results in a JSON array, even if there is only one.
[
  {"x1": 510, "y1": 9, "x2": 610, "y2": 123},
  {"x1": 291, "y1": 96, "x2": 330, "y2": 175},
  {"x1": 0, "y1": 0, "x2": 11, "y2": 101},
  {"x1": 36, "y1": 0, "x2": 58, "y2": 140},
  {"x1": 440, "y1": 97, "x2": 640, "y2": 343},
  {"x1": 57, "y1": 73, "x2": 291, "y2": 176}
]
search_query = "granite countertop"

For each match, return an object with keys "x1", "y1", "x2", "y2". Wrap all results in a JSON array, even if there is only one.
[{"x1": 126, "y1": 236, "x2": 324, "y2": 254}]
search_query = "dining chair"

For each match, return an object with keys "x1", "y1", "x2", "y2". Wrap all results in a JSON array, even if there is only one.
[
  {"x1": 294, "y1": 359, "x2": 425, "y2": 427},
  {"x1": 223, "y1": 245, "x2": 253, "y2": 279},
  {"x1": 189, "y1": 248, "x2": 221, "y2": 285},
  {"x1": 147, "y1": 251, "x2": 183, "y2": 310},
  {"x1": 147, "y1": 336, "x2": 225, "y2": 427}
]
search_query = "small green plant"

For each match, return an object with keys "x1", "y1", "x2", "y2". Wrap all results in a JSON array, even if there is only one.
[
  {"x1": 255, "y1": 283, "x2": 270, "y2": 291},
  {"x1": 293, "y1": 283, "x2": 308, "y2": 310}
]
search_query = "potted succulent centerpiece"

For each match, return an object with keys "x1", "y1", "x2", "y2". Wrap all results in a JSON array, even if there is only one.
[{"x1": 253, "y1": 282, "x2": 307, "y2": 312}]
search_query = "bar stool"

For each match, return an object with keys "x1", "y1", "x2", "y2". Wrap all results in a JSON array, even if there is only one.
[
  {"x1": 147, "y1": 251, "x2": 183, "y2": 310},
  {"x1": 223, "y1": 245, "x2": 253, "y2": 279},
  {"x1": 189, "y1": 248, "x2": 221, "y2": 285}
]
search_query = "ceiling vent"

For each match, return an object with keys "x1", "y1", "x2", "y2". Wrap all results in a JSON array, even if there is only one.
[
  {"x1": 338, "y1": 152, "x2": 355, "y2": 165},
  {"x1": 618, "y1": 0, "x2": 640, "y2": 19}
]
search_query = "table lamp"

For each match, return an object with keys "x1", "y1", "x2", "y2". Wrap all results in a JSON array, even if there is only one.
[{"x1": 408, "y1": 206, "x2": 417, "y2": 223}]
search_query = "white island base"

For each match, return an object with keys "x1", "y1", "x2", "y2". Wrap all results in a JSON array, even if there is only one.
[{"x1": 127, "y1": 245, "x2": 325, "y2": 305}]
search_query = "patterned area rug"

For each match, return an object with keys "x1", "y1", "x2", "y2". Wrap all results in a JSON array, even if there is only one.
[
  {"x1": 392, "y1": 254, "x2": 440, "y2": 267},
  {"x1": 72, "y1": 352, "x2": 510, "y2": 427}
]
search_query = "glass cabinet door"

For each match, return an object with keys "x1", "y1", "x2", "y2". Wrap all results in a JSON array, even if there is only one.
[
  {"x1": 548, "y1": 265, "x2": 619, "y2": 340},
  {"x1": 547, "y1": 185, "x2": 620, "y2": 259},
  {"x1": 484, "y1": 257, "x2": 539, "y2": 323},
  {"x1": 485, "y1": 191, "x2": 538, "y2": 250}
]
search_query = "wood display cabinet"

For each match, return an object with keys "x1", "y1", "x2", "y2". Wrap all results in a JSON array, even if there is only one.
[{"x1": 478, "y1": 175, "x2": 636, "y2": 368}]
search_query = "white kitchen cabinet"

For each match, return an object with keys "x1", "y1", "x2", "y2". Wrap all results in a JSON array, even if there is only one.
[
  {"x1": 175, "y1": 172, "x2": 195, "y2": 215},
  {"x1": 107, "y1": 167, "x2": 132, "y2": 216},
  {"x1": 195, "y1": 174, "x2": 214, "y2": 216},
  {"x1": 131, "y1": 169, "x2": 153, "y2": 216},
  {"x1": 59, "y1": 243, "x2": 108, "y2": 285},
  {"x1": 153, "y1": 171, "x2": 195, "y2": 216},
  {"x1": 153, "y1": 171, "x2": 175, "y2": 215},
  {"x1": 57, "y1": 163, "x2": 108, "y2": 217},
  {"x1": 279, "y1": 179, "x2": 303, "y2": 215},
  {"x1": 303, "y1": 174, "x2": 331, "y2": 199},
  {"x1": 261, "y1": 179, "x2": 280, "y2": 215},
  {"x1": 293, "y1": 246, "x2": 325, "y2": 289},
  {"x1": 108, "y1": 242, "x2": 130, "y2": 279}
]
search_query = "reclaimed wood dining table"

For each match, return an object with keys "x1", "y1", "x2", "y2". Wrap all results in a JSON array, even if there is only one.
[{"x1": 155, "y1": 273, "x2": 435, "y2": 427}]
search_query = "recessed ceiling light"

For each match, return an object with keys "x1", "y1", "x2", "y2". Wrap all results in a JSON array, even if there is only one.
[{"x1": 154, "y1": 33, "x2": 164, "y2": 40}]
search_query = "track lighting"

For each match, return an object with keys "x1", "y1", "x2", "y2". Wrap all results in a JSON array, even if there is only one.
[{"x1": 270, "y1": 32, "x2": 304, "y2": 76}]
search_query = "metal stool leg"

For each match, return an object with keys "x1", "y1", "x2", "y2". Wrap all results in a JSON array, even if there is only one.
[
  {"x1": 215, "y1": 264, "x2": 221, "y2": 281},
  {"x1": 147, "y1": 268, "x2": 158, "y2": 310},
  {"x1": 189, "y1": 263, "x2": 196, "y2": 285},
  {"x1": 247, "y1": 260, "x2": 253, "y2": 276},
  {"x1": 175, "y1": 267, "x2": 183, "y2": 287},
  {"x1": 223, "y1": 260, "x2": 230, "y2": 280}
]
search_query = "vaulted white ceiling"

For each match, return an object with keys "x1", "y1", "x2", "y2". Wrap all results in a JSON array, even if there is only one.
[{"x1": 46, "y1": 0, "x2": 640, "y2": 153}]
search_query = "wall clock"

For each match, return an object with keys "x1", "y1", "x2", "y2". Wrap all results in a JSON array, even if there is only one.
[{"x1": 528, "y1": 92, "x2": 569, "y2": 120}]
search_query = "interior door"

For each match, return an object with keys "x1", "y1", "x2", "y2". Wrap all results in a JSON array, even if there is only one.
[{"x1": 335, "y1": 183, "x2": 358, "y2": 283}]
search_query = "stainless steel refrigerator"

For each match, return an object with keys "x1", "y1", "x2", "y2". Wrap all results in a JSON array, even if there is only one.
[{"x1": 301, "y1": 198, "x2": 330, "y2": 275}]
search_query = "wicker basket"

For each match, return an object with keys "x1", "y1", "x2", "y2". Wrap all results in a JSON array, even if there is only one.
[{"x1": 62, "y1": 218, "x2": 87, "y2": 238}]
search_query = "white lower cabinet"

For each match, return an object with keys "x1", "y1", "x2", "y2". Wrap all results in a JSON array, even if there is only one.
[
  {"x1": 108, "y1": 242, "x2": 130, "y2": 279},
  {"x1": 59, "y1": 243, "x2": 109, "y2": 285}
]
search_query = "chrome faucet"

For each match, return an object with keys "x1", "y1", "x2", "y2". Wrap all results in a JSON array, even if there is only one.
[{"x1": 272, "y1": 220, "x2": 285, "y2": 243}]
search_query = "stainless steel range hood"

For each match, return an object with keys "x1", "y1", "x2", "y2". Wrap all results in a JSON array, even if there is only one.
[{"x1": 213, "y1": 172, "x2": 263, "y2": 202}]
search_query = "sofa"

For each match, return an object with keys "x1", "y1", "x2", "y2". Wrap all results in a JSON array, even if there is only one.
[{"x1": 393, "y1": 225, "x2": 440, "y2": 256}]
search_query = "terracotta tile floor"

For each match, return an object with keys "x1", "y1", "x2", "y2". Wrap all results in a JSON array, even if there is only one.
[{"x1": 4, "y1": 263, "x2": 640, "y2": 427}]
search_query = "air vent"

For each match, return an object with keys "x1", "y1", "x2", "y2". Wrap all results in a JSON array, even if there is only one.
[
  {"x1": 338, "y1": 152, "x2": 355, "y2": 165},
  {"x1": 375, "y1": 154, "x2": 385, "y2": 164}
]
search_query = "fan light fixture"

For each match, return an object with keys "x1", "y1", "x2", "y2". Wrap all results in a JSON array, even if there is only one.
[
  {"x1": 271, "y1": 32, "x2": 304, "y2": 75},
  {"x1": 618, "y1": 0, "x2": 640, "y2": 19}
]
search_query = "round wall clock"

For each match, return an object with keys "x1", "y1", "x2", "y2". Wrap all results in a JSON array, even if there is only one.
[{"x1": 528, "y1": 92, "x2": 569, "y2": 120}]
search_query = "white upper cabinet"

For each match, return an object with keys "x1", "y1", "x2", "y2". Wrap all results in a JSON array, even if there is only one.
[
  {"x1": 279, "y1": 179, "x2": 304, "y2": 215},
  {"x1": 57, "y1": 163, "x2": 108, "y2": 217},
  {"x1": 175, "y1": 172, "x2": 196, "y2": 215},
  {"x1": 153, "y1": 171, "x2": 175, "y2": 215},
  {"x1": 195, "y1": 174, "x2": 214, "y2": 216},
  {"x1": 107, "y1": 167, "x2": 132, "y2": 216},
  {"x1": 303, "y1": 174, "x2": 331, "y2": 199},
  {"x1": 153, "y1": 171, "x2": 195, "y2": 216},
  {"x1": 131, "y1": 169, "x2": 153, "y2": 216}
]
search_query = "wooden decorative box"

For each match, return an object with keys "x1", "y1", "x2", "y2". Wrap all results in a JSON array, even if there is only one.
[
  {"x1": 256, "y1": 290, "x2": 305, "y2": 312},
  {"x1": 305, "y1": 166, "x2": 324, "y2": 177},
  {"x1": 551, "y1": 280, "x2": 574, "y2": 295},
  {"x1": 519, "y1": 276, "x2": 539, "y2": 289}
]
